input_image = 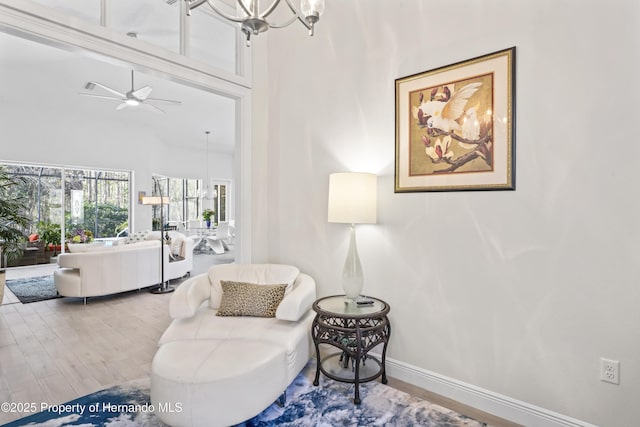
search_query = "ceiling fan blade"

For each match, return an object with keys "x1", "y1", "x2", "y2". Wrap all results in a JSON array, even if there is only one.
[
  {"x1": 133, "y1": 85, "x2": 153, "y2": 100},
  {"x1": 139, "y1": 102, "x2": 165, "y2": 114},
  {"x1": 79, "y1": 93, "x2": 122, "y2": 101},
  {"x1": 82, "y1": 70, "x2": 176, "y2": 115},
  {"x1": 86, "y1": 81, "x2": 127, "y2": 98},
  {"x1": 145, "y1": 97, "x2": 182, "y2": 105}
]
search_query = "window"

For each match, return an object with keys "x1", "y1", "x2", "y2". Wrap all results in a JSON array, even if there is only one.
[
  {"x1": 3, "y1": 165, "x2": 62, "y2": 227},
  {"x1": 151, "y1": 176, "x2": 230, "y2": 228},
  {"x1": 65, "y1": 169, "x2": 130, "y2": 239},
  {"x1": 109, "y1": 0, "x2": 181, "y2": 54},
  {"x1": 188, "y1": 8, "x2": 238, "y2": 74},
  {"x1": 212, "y1": 183, "x2": 228, "y2": 222},
  {"x1": 2, "y1": 163, "x2": 130, "y2": 247},
  {"x1": 185, "y1": 179, "x2": 200, "y2": 221},
  {"x1": 201, "y1": 180, "x2": 229, "y2": 225},
  {"x1": 32, "y1": 0, "x2": 242, "y2": 78}
]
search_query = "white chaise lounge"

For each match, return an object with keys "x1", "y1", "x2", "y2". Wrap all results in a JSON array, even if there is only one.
[{"x1": 150, "y1": 263, "x2": 316, "y2": 427}]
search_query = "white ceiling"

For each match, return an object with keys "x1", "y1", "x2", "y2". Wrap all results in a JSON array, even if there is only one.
[{"x1": 0, "y1": 29, "x2": 237, "y2": 154}]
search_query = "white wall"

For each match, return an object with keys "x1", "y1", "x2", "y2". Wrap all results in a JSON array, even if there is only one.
[
  {"x1": 258, "y1": 0, "x2": 640, "y2": 425},
  {"x1": 249, "y1": 35, "x2": 270, "y2": 263}
]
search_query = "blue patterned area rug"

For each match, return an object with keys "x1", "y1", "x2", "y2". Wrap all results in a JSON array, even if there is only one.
[
  {"x1": 1, "y1": 362, "x2": 488, "y2": 427},
  {"x1": 5, "y1": 275, "x2": 60, "y2": 304}
]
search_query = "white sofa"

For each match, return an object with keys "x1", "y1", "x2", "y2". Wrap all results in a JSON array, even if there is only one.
[
  {"x1": 151, "y1": 264, "x2": 316, "y2": 427},
  {"x1": 54, "y1": 235, "x2": 194, "y2": 302}
]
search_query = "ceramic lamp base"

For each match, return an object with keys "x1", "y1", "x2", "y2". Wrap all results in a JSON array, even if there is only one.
[{"x1": 342, "y1": 225, "x2": 363, "y2": 300}]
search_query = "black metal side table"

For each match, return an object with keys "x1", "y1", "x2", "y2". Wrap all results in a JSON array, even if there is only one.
[{"x1": 311, "y1": 295, "x2": 391, "y2": 404}]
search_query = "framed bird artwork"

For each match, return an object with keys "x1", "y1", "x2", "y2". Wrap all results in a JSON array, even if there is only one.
[{"x1": 395, "y1": 47, "x2": 515, "y2": 192}]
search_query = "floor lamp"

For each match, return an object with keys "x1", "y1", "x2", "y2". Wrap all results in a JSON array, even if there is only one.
[
  {"x1": 142, "y1": 193, "x2": 175, "y2": 294},
  {"x1": 327, "y1": 172, "x2": 377, "y2": 301}
]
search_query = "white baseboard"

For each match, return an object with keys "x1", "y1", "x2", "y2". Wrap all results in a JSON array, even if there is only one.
[{"x1": 382, "y1": 356, "x2": 598, "y2": 427}]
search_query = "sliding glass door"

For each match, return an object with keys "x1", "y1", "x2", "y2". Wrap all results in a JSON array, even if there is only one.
[
  {"x1": 64, "y1": 168, "x2": 129, "y2": 239},
  {"x1": 2, "y1": 162, "x2": 130, "y2": 250}
]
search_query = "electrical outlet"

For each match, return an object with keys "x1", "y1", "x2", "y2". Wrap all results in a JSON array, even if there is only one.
[{"x1": 600, "y1": 358, "x2": 620, "y2": 385}]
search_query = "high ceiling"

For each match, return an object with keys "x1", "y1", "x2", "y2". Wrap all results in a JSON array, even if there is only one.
[{"x1": 0, "y1": 29, "x2": 237, "y2": 154}]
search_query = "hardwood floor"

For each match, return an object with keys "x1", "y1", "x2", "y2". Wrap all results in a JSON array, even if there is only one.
[
  {"x1": 0, "y1": 286, "x2": 173, "y2": 424},
  {"x1": 385, "y1": 377, "x2": 522, "y2": 427},
  {"x1": 0, "y1": 259, "x2": 519, "y2": 427}
]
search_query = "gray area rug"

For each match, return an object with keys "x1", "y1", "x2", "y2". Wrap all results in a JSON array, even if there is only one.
[
  {"x1": 5, "y1": 275, "x2": 60, "y2": 304},
  {"x1": 1, "y1": 361, "x2": 489, "y2": 426}
]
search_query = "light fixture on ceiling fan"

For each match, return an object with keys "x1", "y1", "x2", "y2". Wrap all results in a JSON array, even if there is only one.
[
  {"x1": 79, "y1": 70, "x2": 182, "y2": 113},
  {"x1": 185, "y1": 0, "x2": 325, "y2": 47}
]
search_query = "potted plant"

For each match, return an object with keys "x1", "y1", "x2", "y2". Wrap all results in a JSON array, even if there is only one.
[
  {"x1": 0, "y1": 171, "x2": 30, "y2": 303},
  {"x1": 202, "y1": 209, "x2": 216, "y2": 229},
  {"x1": 36, "y1": 221, "x2": 61, "y2": 257},
  {"x1": 66, "y1": 228, "x2": 94, "y2": 244}
]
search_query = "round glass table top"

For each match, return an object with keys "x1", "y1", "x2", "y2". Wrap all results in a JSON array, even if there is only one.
[{"x1": 314, "y1": 295, "x2": 389, "y2": 317}]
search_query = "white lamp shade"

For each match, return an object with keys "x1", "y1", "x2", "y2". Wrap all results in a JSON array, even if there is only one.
[{"x1": 328, "y1": 172, "x2": 377, "y2": 224}]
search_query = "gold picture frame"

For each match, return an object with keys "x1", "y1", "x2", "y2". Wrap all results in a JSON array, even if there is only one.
[{"x1": 395, "y1": 47, "x2": 515, "y2": 192}]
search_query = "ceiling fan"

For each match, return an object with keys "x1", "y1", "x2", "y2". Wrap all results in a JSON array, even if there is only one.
[{"x1": 79, "y1": 70, "x2": 181, "y2": 113}]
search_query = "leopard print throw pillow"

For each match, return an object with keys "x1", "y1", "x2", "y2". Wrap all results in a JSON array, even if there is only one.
[{"x1": 216, "y1": 281, "x2": 287, "y2": 317}]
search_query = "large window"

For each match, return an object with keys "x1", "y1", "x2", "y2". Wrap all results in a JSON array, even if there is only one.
[
  {"x1": 2, "y1": 163, "x2": 130, "y2": 246},
  {"x1": 110, "y1": 0, "x2": 181, "y2": 54},
  {"x1": 64, "y1": 168, "x2": 129, "y2": 238},
  {"x1": 185, "y1": 179, "x2": 201, "y2": 222},
  {"x1": 211, "y1": 182, "x2": 228, "y2": 223},
  {"x1": 188, "y1": 8, "x2": 237, "y2": 74},
  {"x1": 151, "y1": 176, "x2": 229, "y2": 229},
  {"x1": 3, "y1": 165, "x2": 62, "y2": 227}
]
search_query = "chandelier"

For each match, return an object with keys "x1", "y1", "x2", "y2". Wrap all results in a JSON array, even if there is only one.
[
  {"x1": 185, "y1": 0, "x2": 326, "y2": 47},
  {"x1": 202, "y1": 130, "x2": 217, "y2": 200}
]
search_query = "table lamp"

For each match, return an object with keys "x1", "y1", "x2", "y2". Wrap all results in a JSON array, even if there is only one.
[{"x1": 327, "y1": 172, "x2": 377, "y2": 300}]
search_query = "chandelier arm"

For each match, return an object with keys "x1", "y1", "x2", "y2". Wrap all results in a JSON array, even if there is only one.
[
  {"x1": 204, "y1": 0, "x2": 247, "y2": 23},
  {"x1": 185, "y1": 0, "x2": 206, "y2": 16},
  {"x1": 259, "y1": 0, "x2": 285, "y2": 19},
  {"x1": 185, "y1": 0, "x2": 207, "y2": 12},
  {"x1": 262, "y1": 0, "x2": 303, "y2": 29},
  {"x1": 191, "y1": 0, "x2": 319, "y2": 40},
  {"x1": 283, "y1": 0, "x2": 301, "y2": 15},
  {"x1": 282, "y1": 0, "x2": 311, "y2": 29},
  {"x1": 236, "y1": 0, "x2": 253, "y2": 17},
  {"x1": 296, "y1": 14, "x2": 312, "y2": 30},
  {"x1": 266, "y1": 14, "x2": 300, "y2": 29}
]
